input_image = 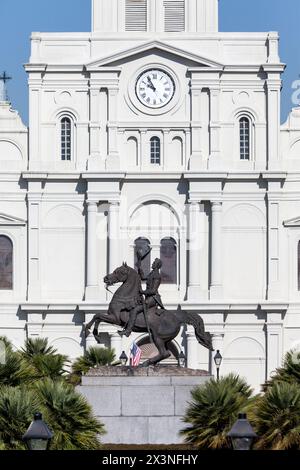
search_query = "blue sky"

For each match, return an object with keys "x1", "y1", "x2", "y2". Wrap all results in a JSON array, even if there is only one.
[{"x1": 0, "y1": 0, "x2": 299, "y2": 125}]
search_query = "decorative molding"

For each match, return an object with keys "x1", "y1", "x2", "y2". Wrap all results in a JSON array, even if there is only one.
[
  {"x1": 283, "y1": 216, "x2": 300, "y2": 227},
  {"x1": 0, "y1": 213, "x2": 26, "y2": 226},
  {"x1": 86, "y1": 40, "x2": 224, "y2": 69}
]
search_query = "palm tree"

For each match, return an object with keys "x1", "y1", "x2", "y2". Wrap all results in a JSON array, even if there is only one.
[
  {"x1": 20, "y1": 337, "x2": 69, "y2": 382},
  {"x1": 0, "y1": 386, "x2": 37, "y2": 450},
  {"x1": 34, "y1": 379, "x2": 105, "y2": 450},
  {"x1": 0, "y1": 349, "x2": 34, "y2": 387},
  {"x1": 250, "y1": 382, "x2": 300, "y2": 450},
  {"x1": 180, "y1": 374, "x2": 254, "y2": 449},
  {"x1": 70, "y1": 347, "x2": 116, "y2": 384},
  {"x1": 21, "y1": 337, "x2": 57, "y2": 358},
  {"x1": 263, "y1": 350, "x2": 300, "y2": 390},
  {"x1": 29, "y1": 354, "x2": 69, "y2": 381},
  {"x1": 0, "y1": 336, "x2": 13, "y2": 351}
]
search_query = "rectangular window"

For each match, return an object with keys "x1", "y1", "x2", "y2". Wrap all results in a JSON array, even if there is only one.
[
  {"x1": 164, "y1": 0, "x2": 185, "y2": 32},
  {"x1": 126, "y1": 0, "x2": 147, "y2": 32},
  {"x1": 150, "y1": 137, "x2": 161, "y2": 164}
]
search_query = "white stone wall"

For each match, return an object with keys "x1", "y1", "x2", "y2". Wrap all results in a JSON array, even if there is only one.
[{"x1": 0, "y1": 0, "x2": 300, "y2": 392}]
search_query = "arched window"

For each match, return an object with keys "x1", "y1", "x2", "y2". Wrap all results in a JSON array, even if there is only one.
[
  {"x1": 160, "y1": 237, "x2": 177, "y2": 284},
  {"x1": 298, "y1": 241, "x2": 300, "y2": 291},
  {"x1": 172, "y1": 137, "x2": 183, "y2": 167},
  {"x1": 61, "y1": 117, "x2": 72, "y2": 161},
  {"x1": 0, "y1": 236, "x2": 13, "y2": 290},
  {"x1": 240, "y1": 117, "x2": 250, "y2": 160},
  {"x1": 150, "y1": 137, "x2": 161, "y2": 165},
  {"x1": 134, "y1": 238, "x2": 151, "y2": 274},
  {"x1": 127, "y1": 136, "x2": 138, "y2": 166}
]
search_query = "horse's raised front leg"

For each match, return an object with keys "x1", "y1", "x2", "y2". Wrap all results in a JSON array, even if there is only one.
[
  {"x1": 85, "y1": 314, "x2": 98, "y2": 337},
  {"x1": 141, "y1": 335, "x2": 171, "y2": 367},
  {"x1": 85, "y1": 306, "x2": 121, "y2": 338},
  {"x1": 93, "y1": 318, "x2": 101, "y2": 337}
]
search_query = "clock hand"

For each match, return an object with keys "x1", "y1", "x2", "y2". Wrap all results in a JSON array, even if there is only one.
[{"x1": 147, "y1": 76, "x2": 156, "y2": 91}]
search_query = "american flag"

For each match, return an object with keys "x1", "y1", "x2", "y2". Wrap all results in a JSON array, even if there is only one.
[{"x1": 130, "y1": 342, "x2": 142, "y2": 367}]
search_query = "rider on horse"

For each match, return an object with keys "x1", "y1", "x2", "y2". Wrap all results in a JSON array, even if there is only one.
[{"x1": 118, "y1": 256, "x2": 164, "y2": 337}]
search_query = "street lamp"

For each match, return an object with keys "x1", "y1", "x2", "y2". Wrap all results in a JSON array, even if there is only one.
[
  {"x1": 119, "y1": 351, "x2": 128, "y2": 366},
  {"x1": 214, "y1": 350, "x2": 222, "y2": 381},
  {"x1": 178, "y1": 351, "x2": 186, "y2": 368},
  {"x1": 227, "y1": 413, "x2": 257, "y2": 451},
  {"x1": 23, "y1": 412, "x2": 53, "y2": 451}
]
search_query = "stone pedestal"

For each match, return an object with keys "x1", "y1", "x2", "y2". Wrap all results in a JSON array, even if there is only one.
[{"x1": 78, "y1": 366, "x2": 212, "y2": 445}]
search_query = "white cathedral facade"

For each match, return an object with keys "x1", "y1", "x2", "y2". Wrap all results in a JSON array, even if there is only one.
[{"x1": 0, "y1": 0, "x2": 300, "y2": 390}]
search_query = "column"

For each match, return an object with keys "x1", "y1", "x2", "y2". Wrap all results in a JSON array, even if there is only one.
[
  {"x1": 267, "y1": 183, "x2": 282, "y2": 299},
  {"x1": 85, "y1": 201, "x2": 99, "y2": 300},
  {"x1": 210, "y1": 201, "x2": 223, "y2": 299},
  {"x1": 89, "y1": 87, "x2": 101, "y2": 159},
  {"x1": 151, "y1": 243, "x2": 161, "y2": 264},
  {"x1": 163, "y1": 129, "x2": 170, "y2": 170},
  {"x1": 108, "y1": 202, "x2": 120, "y2": 273},
  {"x1": 266, "y1": 78, "x2": 281, "y2": 170},
  {"x1": 140, "y1": 130, "x2": 147, "y2": 169},
  {"x1": 188, "y1": 201, "x2": 202, "y2": 300},
  {"x1": 211, "y1": 333, "x2": 224, "y2": 379},
  {"x1": 28, "y1": 80, "x2": 41, "y2": 169},
  {"x1": 110, "y1": 332, "x2": 122, "y2": 359},
  {"x1": 189, "y1": 84, "x2": 202, "y2": 169},
  {"x1": 267, "y1": 33, "x2": 280, "y2": 63},
  {"x1": 184, "y1": 129, "x2": 191, "y2": 169},
  {"x1": 27, "y1": 182, "x2": 42, "y2": 300},
  {"x1": 187, "y1": 326, "x2": 199, "y2": 369},
  {"x1": 266, "y1": 313, "x2": 283, "y2": 379},
  {"x1": 209, "y1": 88, "x2": 221, "y2": 168},
  {"x1": 107, "y1": 87, "x2": 120, "y2": 169}
]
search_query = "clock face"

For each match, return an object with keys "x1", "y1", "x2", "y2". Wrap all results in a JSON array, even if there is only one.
[{"x1": 136, "y1": 69, "x2": 175, "y2": 109}]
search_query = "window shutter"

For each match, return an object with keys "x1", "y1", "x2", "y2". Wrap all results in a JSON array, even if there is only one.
[
  {"x1": 126, "y1": 0, "x2": 147, "y2": 32},
  {"x1": 164, "y1": 0, "x2": 185, "y2": 32}
]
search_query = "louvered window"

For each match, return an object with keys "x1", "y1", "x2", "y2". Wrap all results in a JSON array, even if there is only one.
[
  {"x1": 126, "y1": 0, "x2": 147, "y2": 32},
  {"x1": 164, "y1": 0, "x2": 185, "y2": 32}
]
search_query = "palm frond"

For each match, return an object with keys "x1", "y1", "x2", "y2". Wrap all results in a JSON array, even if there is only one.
[
  {"x1": 0, "y1": 386, "x2": 38, "y2": 450},
  {"x1": 34, "y1": 378, "x2": 105, "y2": 450},
  {"x1": 71, "y1": 347, "x2": 116, "y2": 377},
  {"x1": 21, "y1": 338, "x2": 57, "y2": 358},
  {"x1": 251, "y1": 382, "x2": 300, "y2": 450},
  {"x1": 180, "y1": 374, "x2": 253, "y2": 449}
]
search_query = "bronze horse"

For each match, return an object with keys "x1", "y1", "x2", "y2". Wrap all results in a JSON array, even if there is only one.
[{"x1": 85, "y1": 263, "x2": 213, "y2": 366}]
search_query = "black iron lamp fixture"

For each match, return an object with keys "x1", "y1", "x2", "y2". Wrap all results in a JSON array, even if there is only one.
[
  {"x1": 214, "y1": 349, "x2": 222, "y2": 381},
  {"x1": 227, "y1": 413, "x2": 257, "y2": 450},
  {"x1": 178, "y1": 350, "x2": 186, "y2": 368},
  {"x1": 22, "y1": 412, "x2": 53, "y2": 451},
  {"x1": 119, "y1": 351, "x2": 128, "y2": 366}
]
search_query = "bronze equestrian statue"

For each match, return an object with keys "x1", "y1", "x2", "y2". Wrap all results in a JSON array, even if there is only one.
[
  {"x1": 118, "y1": 254, "x2": 164, "y2": 337},
  {"x1": 85, "y1": 257, "x2": 213, "y2": 366}
]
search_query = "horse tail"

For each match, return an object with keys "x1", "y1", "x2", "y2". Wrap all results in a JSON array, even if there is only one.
[{"x1": 175, "y1": 306, "x2": 214, "y2": 351}]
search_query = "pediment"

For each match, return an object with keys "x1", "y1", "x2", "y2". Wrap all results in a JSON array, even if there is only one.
[
  {"x1": 0, "y1": 213, "x2": 26, "y2": 226},
  {"x1": 283, "y1": 216, "x2": 300, "y2": 227},
  {"x1": 86, "y1": 40, "x2": 223, "y2": 70}
]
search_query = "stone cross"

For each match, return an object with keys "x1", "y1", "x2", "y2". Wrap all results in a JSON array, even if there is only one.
[{"x1": 0, "y1": 71, "x2": 12, "y2": 102}]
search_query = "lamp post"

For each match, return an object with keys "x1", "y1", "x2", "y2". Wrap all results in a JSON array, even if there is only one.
[
  {"x1": 22, "y1": 412, "x2": 53, "y2": 450},
  {"x1": 227, "y1": 413, "x2": 257, "y2": 450},
  {"x1": 119, "y1": 351, "x2": 128, "y2": 366},
  {"x1": 214, "y1": 349, "x2": 222, "y2": 381},
  {"x1": 178, "y1": 351, "x2": 186, "y2": 368}
]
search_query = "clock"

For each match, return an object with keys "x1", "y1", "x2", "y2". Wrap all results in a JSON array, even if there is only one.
[{"x1": 136, "y1": 69, "x2": 175, "y2": 109}]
